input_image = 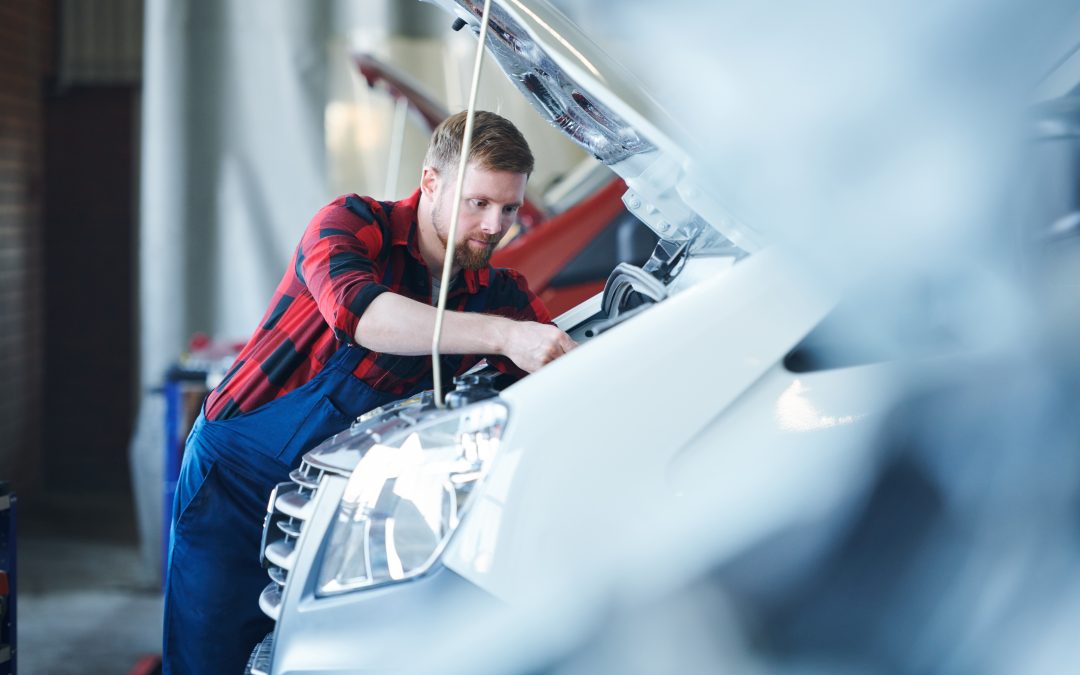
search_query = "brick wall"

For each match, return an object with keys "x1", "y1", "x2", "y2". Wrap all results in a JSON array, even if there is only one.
[{"x1": 0, "y1": 0, "x2": 51, "y2": 493}]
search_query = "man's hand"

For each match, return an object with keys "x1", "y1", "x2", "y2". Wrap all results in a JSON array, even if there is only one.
[{"x1": 500, "y1": 320, "x2": 577, "y2": 373}]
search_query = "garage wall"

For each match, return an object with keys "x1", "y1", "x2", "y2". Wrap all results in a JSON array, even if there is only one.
[{"x1": 0, "y1": 0, "x2": 51, "y2": 493}]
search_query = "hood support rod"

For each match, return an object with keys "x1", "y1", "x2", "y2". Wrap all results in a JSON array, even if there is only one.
[{"x1": 432, "y1": 0, "x2": 494, "y2": 408}]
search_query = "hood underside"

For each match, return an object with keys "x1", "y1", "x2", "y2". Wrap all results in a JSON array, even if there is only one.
[{"x1": 423, "y1": 0, "x2": 767, "y2": 252}]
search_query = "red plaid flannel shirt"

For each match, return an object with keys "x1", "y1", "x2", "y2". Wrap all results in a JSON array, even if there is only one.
[{"x1": 204, "y1": 189, "x2": 551, "y2": 421}]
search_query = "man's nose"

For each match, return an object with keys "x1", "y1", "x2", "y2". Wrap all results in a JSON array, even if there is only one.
[{"x1": 480, "y1": 210, "x2": 502, "y2": 236}]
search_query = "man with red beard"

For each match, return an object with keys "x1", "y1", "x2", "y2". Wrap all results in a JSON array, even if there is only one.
[{"x1": 163, "y1": 110, "x2": 575, "y2": 675}]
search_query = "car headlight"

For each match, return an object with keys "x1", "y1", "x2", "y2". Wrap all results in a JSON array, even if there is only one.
[{"x1": 316, "y1": 400, "x2": 508, "y2": 595}]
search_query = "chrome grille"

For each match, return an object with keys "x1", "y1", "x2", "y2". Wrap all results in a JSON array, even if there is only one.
[
  {"x1": 245, "y1": 632, "x2": 274, "y2": 675},
  {"x1": 258, "y1": 459, "x2": 325, "y2": 621}
]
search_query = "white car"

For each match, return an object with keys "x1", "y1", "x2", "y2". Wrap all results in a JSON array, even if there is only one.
[{"x1": 242, "y1": 0, "x2": 1069, "y2": 672}]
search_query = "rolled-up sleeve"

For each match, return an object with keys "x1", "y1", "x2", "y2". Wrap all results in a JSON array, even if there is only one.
[{"x1": 299, "y1": 198, "x2": 390, "y2": 345}]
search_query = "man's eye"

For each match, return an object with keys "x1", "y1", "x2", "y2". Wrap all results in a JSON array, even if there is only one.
[
  {"x1": 472, "y1": 199, "x2": 487, "y2": 208},
  {"x1": 503, "y1": 205, "x2": 519, "y2": 214}
]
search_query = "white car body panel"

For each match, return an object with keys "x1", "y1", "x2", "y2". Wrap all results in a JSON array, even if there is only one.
[{"x1": 442, "y1": 247, "x2": 873, "y2": 597}]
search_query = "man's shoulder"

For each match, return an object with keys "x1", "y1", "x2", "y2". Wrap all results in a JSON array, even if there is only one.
[
  {"x1": 317, "y1": 194, "x2": 383, "y2": 223},
  {"x1": 314, "y1": 191, "x2": 419, "y2": 240},
  {"x1": 307, "y1": 194, "x2": 393, "y2": 239}
]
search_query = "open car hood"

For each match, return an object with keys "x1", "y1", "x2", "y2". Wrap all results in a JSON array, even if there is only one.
[{"x1": 422, "y1": 0, "x2": 766, "y2": 252}]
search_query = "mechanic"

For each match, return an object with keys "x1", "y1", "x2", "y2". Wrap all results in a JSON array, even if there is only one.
[{"x1": 162, "y1": 110, "x2": 576, "y2": 675}]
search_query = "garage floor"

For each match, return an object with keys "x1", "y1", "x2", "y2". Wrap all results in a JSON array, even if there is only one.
[{"x1": 17, "y1": 491, "x2": 162, "y2": 675}]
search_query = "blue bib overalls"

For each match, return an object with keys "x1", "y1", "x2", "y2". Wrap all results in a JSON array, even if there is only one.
[{"x1": 163, "y1": 279, "x2": 489, "y2": 674}]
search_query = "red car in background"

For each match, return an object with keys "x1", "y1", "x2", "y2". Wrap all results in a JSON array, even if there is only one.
[{"x1": 353, "y1": 52, "x2": 655, "y2": 315}]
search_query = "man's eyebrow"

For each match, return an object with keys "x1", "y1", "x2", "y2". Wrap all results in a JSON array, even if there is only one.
[{"x1": 464, "y1": 193, "x2": 522, "y2": 208}]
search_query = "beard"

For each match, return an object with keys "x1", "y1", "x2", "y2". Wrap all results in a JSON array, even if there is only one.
[{"x1": 432, "y1": 200, "x2": 500, "y2": 271}]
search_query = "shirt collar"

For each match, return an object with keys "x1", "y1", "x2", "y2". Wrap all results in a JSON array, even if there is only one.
[{"x1": 392, "y1": 188, "x2": 491, "y2": 291}]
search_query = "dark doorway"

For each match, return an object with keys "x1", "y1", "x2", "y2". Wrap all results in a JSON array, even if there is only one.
[{"x1": 41, "y1": 85, "x2": 137, "y2": 501}]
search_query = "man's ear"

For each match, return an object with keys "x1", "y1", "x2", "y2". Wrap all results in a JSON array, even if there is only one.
[{"x1": 420, "y1": 166, "x2": 439, "y2": 198}]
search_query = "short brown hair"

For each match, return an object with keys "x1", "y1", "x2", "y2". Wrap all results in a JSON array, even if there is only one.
[{"x1": 424, "y1": 110, "x2": 534, "y2": 177}]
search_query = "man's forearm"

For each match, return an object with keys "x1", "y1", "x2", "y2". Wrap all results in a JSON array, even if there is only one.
[{"x1": 354, "y1": 292, "x2": 510, "y2": 356}]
